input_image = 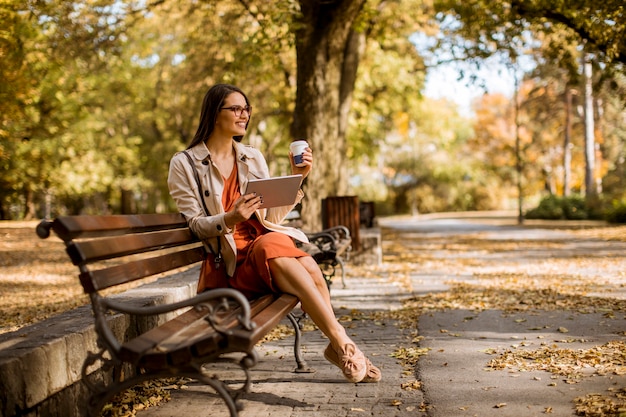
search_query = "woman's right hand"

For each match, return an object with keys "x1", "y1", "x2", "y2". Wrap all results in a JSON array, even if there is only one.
[{"x1": 225, "y1": 193, "x2": 262, "y2": 227}]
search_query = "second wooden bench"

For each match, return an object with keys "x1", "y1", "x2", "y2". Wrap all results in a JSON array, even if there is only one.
[{"x1": 303, "y1": 225, "x2": 352, "y2": 288}]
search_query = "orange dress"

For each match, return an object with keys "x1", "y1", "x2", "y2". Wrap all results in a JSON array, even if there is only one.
[{"x1": 222, "y1": 163, "x2": 309, "y2": 298}]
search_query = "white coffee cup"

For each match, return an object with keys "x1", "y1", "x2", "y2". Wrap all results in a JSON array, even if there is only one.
[{"x1": 290, "y1": 140, "x2": 309, "y2": 167}]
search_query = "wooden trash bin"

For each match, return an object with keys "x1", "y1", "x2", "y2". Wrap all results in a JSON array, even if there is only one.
[{"x1": 322, "y1": 196, "x2": 360, "y2": 251}]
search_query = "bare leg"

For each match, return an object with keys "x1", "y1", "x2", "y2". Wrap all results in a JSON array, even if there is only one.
[
  {"x1": 269, "y1": 255, "x2": 381, "y2": 383},
  {"x1": 268, "y1": 257, "x2": 351, "y2": 350},
  {"x1": 297, "y1": 256, "x2": 332, "y2": 308}
]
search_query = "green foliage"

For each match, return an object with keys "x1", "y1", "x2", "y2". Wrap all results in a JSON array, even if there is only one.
[
  {"x1": 432, "y1": 0, "x2": 626, "y2": 69},
  {"x1": 561, "y1": 195, "x2": 588, "y2": 220},
  {"x1": 347, "y1": 0, "x2": 431, "y2": 161},
  {"x1": 525, "y1": 195, "x2": 590, "y2": 220},
  {"x1": 605, "y1": 199, "x2": 626, "y2": 224},
  {"x1": 1, "y1": 0, "x2": 625, "y2": 221},
  {"x1": 0, "y1": 0, "x2": 301, "y2": 219}
]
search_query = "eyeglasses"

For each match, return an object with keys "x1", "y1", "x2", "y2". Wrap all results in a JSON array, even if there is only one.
[{"x1": 220, "y1": 105, "x2": 252, "y2": 117}]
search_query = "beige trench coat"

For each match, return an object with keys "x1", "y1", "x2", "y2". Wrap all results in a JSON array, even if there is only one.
[{"x1": 167, "y1": 140, "x2": 308, "y2": 277}]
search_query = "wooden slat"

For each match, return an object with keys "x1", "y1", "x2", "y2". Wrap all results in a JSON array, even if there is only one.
[
  {"x1": 119, "y1": 307, "x2": 209, "y2": 363},
  {"x1": 184, "y1": 294, "x2": 275, "y2": 357},
  {"x1": 121, "y1": 296, "x2": 255, "y2": 359},
  {"x1": 137, "y1": 319, "x2": 219, "y2": 369},
  {"x1": 66, "y1": 228, "x2": 200, "y2": 265},
  {"x1": 322, "y1": 197, "x2": 360, "y2": 251},
  {"x1": 241, "y1": 294, "x2": 299, "y2": 350},
  {"x1": 51, "y1": 213, "x2": 188, "y2": 241},
  {"x1": 79, "y1": 247, "x2": 206, "y2": 293},
  {"x1": 175, "y1": 295, "x2": 277, "y2": 358}
]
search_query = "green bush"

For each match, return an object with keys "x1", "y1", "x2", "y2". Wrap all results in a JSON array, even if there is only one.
[
  {"x1": 606, "y1": 199, "x2": 626, "y2": 223},
  {"x1": 525, "y1": 195, "x2": 565, "y2": 220},
  {"x1": 561, "y1": 195, "x2": 588, "y2": 220},
  {"x1": 525, "y1": 195, "x2": 590, "y2": 220}
]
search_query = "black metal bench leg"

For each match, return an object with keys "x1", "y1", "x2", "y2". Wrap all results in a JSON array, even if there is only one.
[
  {"x1": 286, "y1": 313, "x2": 315, "y2": 373},
  {"x1": 336, "y1": 256, "x2": 347, "y2": 288}
]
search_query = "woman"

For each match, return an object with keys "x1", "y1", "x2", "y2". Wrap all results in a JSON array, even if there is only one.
[{"x1": 168, "y1": 84, "x2": 380, "y2": 383}]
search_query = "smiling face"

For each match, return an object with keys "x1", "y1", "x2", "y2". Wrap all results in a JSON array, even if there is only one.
[{"x1": 214, "y1": 92, "x2": 250, "y2": 139}]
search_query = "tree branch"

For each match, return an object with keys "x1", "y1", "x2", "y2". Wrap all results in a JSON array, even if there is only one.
[{"x1": 510, "y1": 0, "x2": 625, "y2": 65}]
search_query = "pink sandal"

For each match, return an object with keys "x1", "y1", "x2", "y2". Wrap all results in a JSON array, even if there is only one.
[
  {"x1": 362, "y1": 357, "x2": 382, "y2": 383},
  {"x1": 324, "y1": 343, "x2": 381, "y2": 383}
]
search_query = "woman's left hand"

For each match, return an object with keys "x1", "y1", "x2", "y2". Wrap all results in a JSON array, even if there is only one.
[{"x1": 290, "y1": 147, "x2": 313, "y2": 180}]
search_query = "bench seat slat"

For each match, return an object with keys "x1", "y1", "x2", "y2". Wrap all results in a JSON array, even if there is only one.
[
  {"x1": 123, "y1": 295, "x2": 283, "y2": 369},
  {"x1": 164, "y1": 295, "x2": 278, "y2": 359},
  {"x1": 51, "y1": 213, "x2": 188, "y2": 240},
  {"x1": 66, "y1": 228, "x2": 199, "y2": 265},
  {"x1": 80, "y1": 247, "x2": 206, "y2": 292},
  {"x1": 245, "y1": 294, "x2": 298, "y2": 349},
  {"x1": 119, "y1": 307, "x2": 210, "y2": 361},
  {"x1": 120, "y1": 295, "x2": 273, "y2": 360}
]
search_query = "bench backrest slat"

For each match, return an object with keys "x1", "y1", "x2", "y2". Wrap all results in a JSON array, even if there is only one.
[
  {"x1": 51, "y1": 213, "x2": 188, "y2": 240},
  {"x1": 79, "y1": 246, "x2": 206, "y2": 293},
  {"x1": 39, "y1": 213, "x2": 209, "y2": 294},
  {"x1": 66, "y1": 228, "x2": 199, "y2": 265}
]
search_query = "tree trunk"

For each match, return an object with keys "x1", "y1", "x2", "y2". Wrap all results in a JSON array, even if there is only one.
[
  {"x1": 582, "y1": 51, "x2": 596, "y2": 200},
  {"x1": 514, "y1": 71, "x2": 524, "y2": 224},
  {"x1": 23, "y1": 187, "x2": 37, "y2": 220},
  {"x1": 292, "y1": 0, "x2": 367, "y2": 231},
  {"x1": 563, "y1": 88, "x2": 573, "y2": 197},
  {"x1": 594, "y1": 97, "x2": 604, "y2": 195},
  {"x1": 121, "y1": 188, "x2": 134, "y2": 214}
]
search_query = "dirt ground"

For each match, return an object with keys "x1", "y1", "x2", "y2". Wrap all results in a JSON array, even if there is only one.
[
  {"x1": 0, "y1": 220, "x2": 170, "y2": 335},
  {"x1": 0, "y1": 221, "x2": 87, "y2": 334}
]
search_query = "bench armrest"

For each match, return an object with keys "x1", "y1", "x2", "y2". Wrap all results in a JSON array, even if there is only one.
[
  {"x1": 93, "y1": 288, "x2": 254, "y2": 354},
  {"x1": 306, "y1": 226, "x2": 351, "y2": 250},
  {"x1": 321, "y1": 225, "x2": 351, "y2": 241},
  {"x1": 102, "y1": 288, "x2": 253, "y2": 330},
  {"x1": 306, "y1": 232, "x2": 338, "y2": 251}
]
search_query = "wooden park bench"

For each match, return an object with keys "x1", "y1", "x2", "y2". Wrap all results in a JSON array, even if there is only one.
[{"x1": 36, "y1": 213, "x2": 312, "y2": 417}]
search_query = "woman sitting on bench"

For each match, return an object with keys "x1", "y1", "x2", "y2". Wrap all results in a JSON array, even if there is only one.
[{"x1": 168, "y1": 83, "x2": 381, "y2": 384}]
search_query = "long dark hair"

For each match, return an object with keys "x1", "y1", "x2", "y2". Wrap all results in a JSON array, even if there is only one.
[{"x1": 187, "y1": 84, "x2": 250, "y2": 149}]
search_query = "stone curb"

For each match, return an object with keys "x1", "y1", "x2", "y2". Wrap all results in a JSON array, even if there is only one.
[{"x1": 0, "y1": 266, "x2": 200, "y2": 417}]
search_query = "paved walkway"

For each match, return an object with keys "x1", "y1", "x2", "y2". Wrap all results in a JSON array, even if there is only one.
[
  {"x1": 139, "y1": 213, "x2": 626, "y2": 417},
  {"x1": 139, "y1": 274, "x2": 424, "y2": 417}
]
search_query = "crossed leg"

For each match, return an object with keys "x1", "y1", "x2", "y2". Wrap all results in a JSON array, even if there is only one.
[
  {"x1": 268, "y1": 255, "x2": 381, "y2": 383},
  {"x1": 268, "y1": 256, "x2": 351, "y2": 350}
]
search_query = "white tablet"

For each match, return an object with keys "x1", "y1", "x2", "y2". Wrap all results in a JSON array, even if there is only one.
[{"x1": 244, "y1": 174, "x2": 302, "y2": 209}]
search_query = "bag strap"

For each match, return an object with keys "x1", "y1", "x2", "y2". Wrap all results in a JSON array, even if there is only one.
[
  {"x1": 182, "y1": 150, "x2": 222, "y2": 268},
  {"x1": 183, "y1": 151, "x2": 211, "y2": 216}
]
